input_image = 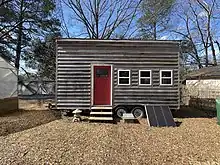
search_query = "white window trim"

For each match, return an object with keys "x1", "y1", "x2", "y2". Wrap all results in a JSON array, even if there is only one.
[
  {"x1": 118, "y1": 69, "x2": 130, "y2": 85},
  {"x1": 139, "y1": 70, "x2": 152, "y2": 85},
  {"x1": 160, "y1": 70, "x2": 173, "y2": 86}
]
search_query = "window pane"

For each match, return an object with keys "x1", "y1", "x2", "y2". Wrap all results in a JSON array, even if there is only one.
[
  {"x1": 140, "y1": 71, "x2": 150, "y2": 77},
  {"x1": 140, "y1": 78, "x2": 150, "y2": 85},
  {"x1": 162, "y1": 78, "x2": 172, "y2": 85},
  {"x1": 162, "y1": 71, "x2": 171, "y2": 77},
  {"x1": 96, "y1": 68, "x2": 108, "y2": 77},
  {"x1": 119, "y1": 78, "x2": 129, "y2": 84},
  {"x1": 119, "y1": 71, "x2": 129, "y2": 77}
]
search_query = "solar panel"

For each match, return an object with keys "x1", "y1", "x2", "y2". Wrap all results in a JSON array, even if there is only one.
[
  {"x1": 146, "y1": 106, "x2": 157, "y2": 126},
  {"x1": 145, "y1": 105, "x2": 176, "y2": 127},
  {"x1": 161, "y1": 106, "x2": 176, "y2": 127}
]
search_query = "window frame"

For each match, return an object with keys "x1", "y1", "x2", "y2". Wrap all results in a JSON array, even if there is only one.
[
  {"x1": 160, "y1": 70, "x2": 173, "y2": 86},
  {"x1": 118, "y1": 69, "x2": 130, "y2": 85},
  {"x1": 139, "y1": 70, "x2": 152, "y2": 86},
  {"x1": 95, "y1": 68, "x2": 109, "y2": 77}
]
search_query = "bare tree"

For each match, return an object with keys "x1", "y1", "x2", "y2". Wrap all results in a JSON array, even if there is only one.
[
  {"x1": 215, "y1": 40, "x2": 220, "y2": 53},
  {"x1": 138, "y1": 0, "x2": 175, "y2": 40},
  {"x1": 0, "y1": 0, "x2": 21, "y2": 40},
  {"x1": 173, "y1": 15, "x2": 203, "y2": 68},
  {"x1": 56, "y1": 0, "x2": 71, "y2": 37},
  {"x1": 1, "y1": 0, "x2": 60, "y2": 70},
  {"x1": 0, "y1": 0, "x2": 12, "y2": 7},
  {"x1": 172, "y1": 0, "x2": 220, "y2": 68},
  {"x1": 196, "y1": 0, "x2": 217, "y2": 66},
  {"x1": 63, "y1": 0, "x2": 142, "y2": 39}
]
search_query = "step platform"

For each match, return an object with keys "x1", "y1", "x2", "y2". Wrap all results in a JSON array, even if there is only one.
[
  {"x1": 121, "y1": 113, "x2": 136, "y2": 123},
  {"x1": 89, "y1": 106, "x2": 113, "y2": 121},
  {"x1": 89, "y1": 117, "x2": 113, "y2": 121},
  {"x1": 90, "y1": 111, "x2": 113, "y2": 115}
]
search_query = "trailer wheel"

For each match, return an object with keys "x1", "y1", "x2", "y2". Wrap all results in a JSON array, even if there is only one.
[
  {"x1": 132, "y1": 107, "x2": 144, "y2": 119},
  {"x1": 115, "y1": 107, "x2": 127, "y2": 118}
]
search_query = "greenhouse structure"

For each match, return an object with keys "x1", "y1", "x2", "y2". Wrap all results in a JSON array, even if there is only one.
[{"x1": 0, "y1": 56, "x2": 18, "y2": 115}]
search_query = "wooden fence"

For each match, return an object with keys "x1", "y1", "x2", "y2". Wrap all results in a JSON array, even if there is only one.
[{"x1": 188, "y1": 97, "x2": 216, "y2": 111}]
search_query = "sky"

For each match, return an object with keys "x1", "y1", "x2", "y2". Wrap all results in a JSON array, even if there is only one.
[
  {"x1": 57, "y1": 0, "x2": 190, "y2": 41},
  {"x1": 59, "y1": 1, "x2": 86, "y2": 37},
  {"x1": 59, "y1": 0, "x2": 145, "y2": 39},
  {"x1": 21, "y1": 0, "x2": 220, "y2": 73}
]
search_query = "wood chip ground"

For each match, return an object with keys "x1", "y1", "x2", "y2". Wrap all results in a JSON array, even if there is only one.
[{"x1": 0, "y1": 101, "x2": 220, "y2": 164}]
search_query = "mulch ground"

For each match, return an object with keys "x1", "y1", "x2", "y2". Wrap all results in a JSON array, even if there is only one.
[
  {"x1": 0, "y1": 102, "x2": 220, "y2": 165},
  {"x1": 0, "y1": 109, "x2": 61, "y2": 136}
]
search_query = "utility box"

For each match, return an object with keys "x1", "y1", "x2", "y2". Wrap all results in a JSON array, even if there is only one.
[{"x1": 216, "y1": 98, "x2": 220, "y2": 125}]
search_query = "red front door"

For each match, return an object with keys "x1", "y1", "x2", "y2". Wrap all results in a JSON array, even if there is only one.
[{"x1": 93, "y1": 66, "x2": 111, "y2": 105}]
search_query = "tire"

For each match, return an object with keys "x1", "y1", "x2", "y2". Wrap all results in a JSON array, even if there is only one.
[
  {"x1": 132, "y1": 107, "x2": 144, "y2": 119},
  {"x1": 115, "y1": 107, "x2": 127, "y2": 118}
]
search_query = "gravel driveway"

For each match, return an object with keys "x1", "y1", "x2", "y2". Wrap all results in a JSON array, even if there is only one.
[{"x1": 0, "y1": 117, "x2": 220, "y2": 165}]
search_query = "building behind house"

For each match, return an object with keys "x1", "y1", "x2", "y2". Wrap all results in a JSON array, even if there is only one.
[{"x1": 182, "y1": 66, "x2": 220, "y2": 109}]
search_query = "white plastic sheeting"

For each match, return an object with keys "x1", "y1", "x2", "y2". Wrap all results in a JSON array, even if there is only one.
[{"x1": 0, "y1": 57, "x2": 17, "y2": 99}]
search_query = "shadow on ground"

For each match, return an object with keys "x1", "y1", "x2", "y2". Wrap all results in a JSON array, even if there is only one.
[
  {"x1": 172, "y1": 106, "x2": 216, "y2": 118},
  {"x1": 0, "y1": 109, "x2": 61, "y2": 136}
]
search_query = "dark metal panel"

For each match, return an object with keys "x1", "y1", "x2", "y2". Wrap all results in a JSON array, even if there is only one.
[
  {"x1": 146, "y1": 106, "x2": 158, "y2": 126},
  {"x1": 146, "y1": 105, "x2": 176, "y2": 127},
  {"x1": 161, "y1": 106, "x2": 176, "y2": 127},
  {"x1": 154, "y1": 106, "x2": 167, "y2": 126}
]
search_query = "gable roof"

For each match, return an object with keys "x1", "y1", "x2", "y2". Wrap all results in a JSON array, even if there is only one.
[{"x1": 185, "y1": 65, "x2": 220, "y2": 80}]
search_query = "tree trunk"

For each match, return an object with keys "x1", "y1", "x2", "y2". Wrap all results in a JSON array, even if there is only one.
[
  {"x1": 210, "y1": 39, "x2": 217, "y2": 66},
  {"x1": 153, "y1": 22, "x2": 156, "y2": 40},
  {"x1": 215, "y1": 41, "x2": 220, "y2": 53},
  {"x1": 15, "y1": 0, "x2": 24, "y2": 70},
  {"x1": 197, "y1": 57, "x2": 203, "y2": 69},
  {"x1": 193, "y1": 44, "x2": 203, "y2": 68},
  {"x1": 196, "y1": 54, "x2": 203, "y2": 69},
  {"x1": 204, "y1": 46, "x2": 209, "y2": 67},
  {"x1": 95, "y1": 0, "x2": 99, "y2": 39}
]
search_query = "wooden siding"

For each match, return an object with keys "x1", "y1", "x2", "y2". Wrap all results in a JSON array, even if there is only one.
[{"x1": 56, "y1": 39, "x2": 180, "y2": 110}]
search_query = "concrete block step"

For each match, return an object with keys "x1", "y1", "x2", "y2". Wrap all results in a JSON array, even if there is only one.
[
  {"x1": 91, "y1": 106, "x2": 112, "y2": 110},
  {"x1": 90, "y1": 111, "x2": 113, "y2": 115},
  {"x1": 89, "y1": 117, "x2": 113, "y2": 121}
]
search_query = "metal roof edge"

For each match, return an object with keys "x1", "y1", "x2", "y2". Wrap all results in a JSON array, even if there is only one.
[{"x1": 55, "y1": 38, "x2": 181, "y2": 44}]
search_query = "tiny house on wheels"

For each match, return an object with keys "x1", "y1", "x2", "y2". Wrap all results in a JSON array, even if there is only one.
[{"x1": 56, "y1": 39, "x2": 180, "y2": 122}]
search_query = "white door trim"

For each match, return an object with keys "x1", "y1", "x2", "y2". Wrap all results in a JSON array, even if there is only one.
[{"x1": 91, "y1": 64, "x2": 113, "y2": 106}]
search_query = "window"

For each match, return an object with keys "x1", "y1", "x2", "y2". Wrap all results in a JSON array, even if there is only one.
[
  {"x1": 139, "y1": 70, "x2": 151, "y2": 85},
  {"x1": 160, "y1": 70, "x2": 173, "y2": 85},
  {"x1": 96, "y1": 68, "x2": 108, "y2": 77},
  {"x1": 118, "y1": 70, "x2": 130, "y2": 85}
]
